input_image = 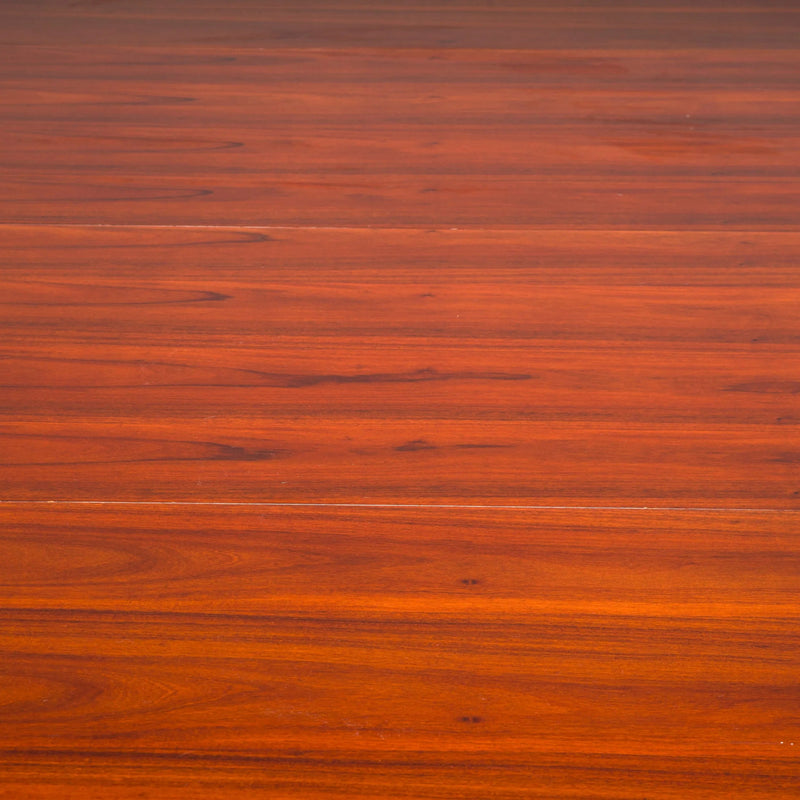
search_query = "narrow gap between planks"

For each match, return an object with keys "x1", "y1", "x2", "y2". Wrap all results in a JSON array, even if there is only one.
[{"x1": 1, "y1": 501, "x2": 799, "y2": 513}]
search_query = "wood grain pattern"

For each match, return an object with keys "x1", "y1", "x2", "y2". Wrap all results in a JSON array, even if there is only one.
[
  {"x1": 2, "y1": 1, "x2": 800, "y2": 50},
  {"x1": 3, "y1": 50, "x2": 799, "y2": 177},
  {"x1": 2, "y1": 0, "x2": 799, "y2": 797},
  {"x1": 0, "y1": 504, "x2": 798, "y2": 799},
  {"x1": 1, "y1": 224, "x2": 798, "y2": 505},
  {"x1": 6, "y1": 173, "x2": 799, "y2": 227},
  {"x1": 1, "y1": 34, "x2": 798, "y2": 227}
]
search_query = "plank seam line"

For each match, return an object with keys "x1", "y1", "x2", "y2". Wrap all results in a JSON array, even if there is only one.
[
  {"x1": 3, "y1": 223, "x2": 800, "y2": 234},
  {"x1": 0, "y1": 501, "x2": 798, "y2": 513}
]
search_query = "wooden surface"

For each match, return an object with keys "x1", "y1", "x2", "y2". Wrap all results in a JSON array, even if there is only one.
[
  {"x1": 1, "y1": 1, "x2": 798, "y2": 797},
  {"x1": 1, "y1": 505, "x2": 799, "y2": 798}
]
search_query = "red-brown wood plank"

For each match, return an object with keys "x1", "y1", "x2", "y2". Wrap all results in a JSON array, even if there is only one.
[
  {"x1": 2, "y1": 1, "x2": 799, "y2": 50},
  {"x1": 2, "y1": 48, "x2": 798, "y2": 177},
  {"x1": 0, "y1": 36, "x2": 797, "y2": 227},
  {"x1": 4, "y1": 173, "x2": 798, "y2": 228},
  {"x1": 1, "y1": 225, "x2": 798, "y2": 506},
  {"x1": 0, "y1": 504, "x2": 797, "y2": 798},
  {"x1": 2, "y1": 224, "x2": 797, "y2": 285}
]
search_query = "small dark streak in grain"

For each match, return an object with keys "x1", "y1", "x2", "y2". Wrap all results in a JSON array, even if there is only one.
[
  {"x1": 76, "y1": 95, "x2": 198, "y2": 107},
  {"x1": 0, "y1": 286, "x2": 231, "y2": 307},
  {"x1": 193, "y1": 33, "x2": 279, "y2": 44},
  {"x1": 102, "y1": 56, "x2": 238, "y2": 66},
  {"x1": 726, "y1": 381, "x2": 800, "y2": 394},
  {"x1": 395, "y1": 440, "x2": 437, "y2": 452},
  {"x1": 28, "y1": 133, "x2": 244, "y2": 154},
  {"x1": 0, "y1": 747, "x2": 527, "y2": 770},
  {"x1": 0, "y1": 361, "x2": 526, "y2": 390},
  {"x1": 135, "y1": 95, "x2": 197, "y2": 106},
  {"x1": 126, "y1": 139, "x2": 244, "y2": 153},
  {"x1": 129, "y1": 139, "x2": 242, "y2": 153},
  {"x1": 769, "y1": 453, "x2": 800, "y2": 464},
  {"x1": 7, "y1": 453, "x2": 288, "y2": 467},
  {"x1": 454, "y1": 443, "x2": 514, "y2": 450},
  {"x1": 218, "y1": 446, "x2": 285, "y2": 462},
  {"x1": 8, "y1": 231, "x2": 274, "y2": 249},
  {"x1": 14, "y1": 185, "x2": 213, "y2": 203},
  {"x1": 284, "y1": 368, "x2": 532, "y2": 387},
  {"x1": 0, "y1": 432, "x2": 290, "y2": 466}
]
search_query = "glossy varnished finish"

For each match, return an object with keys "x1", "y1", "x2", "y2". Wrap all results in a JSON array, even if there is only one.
[
  {"x1": 1, "y1": 224, "x2": 799, "y2": 506},
  {"x1": 1, "y1": 1, "x2": 799, "y2": 797},
  {"x1": 1, "y1": 505, "x2": 799, "y2": 798}
]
